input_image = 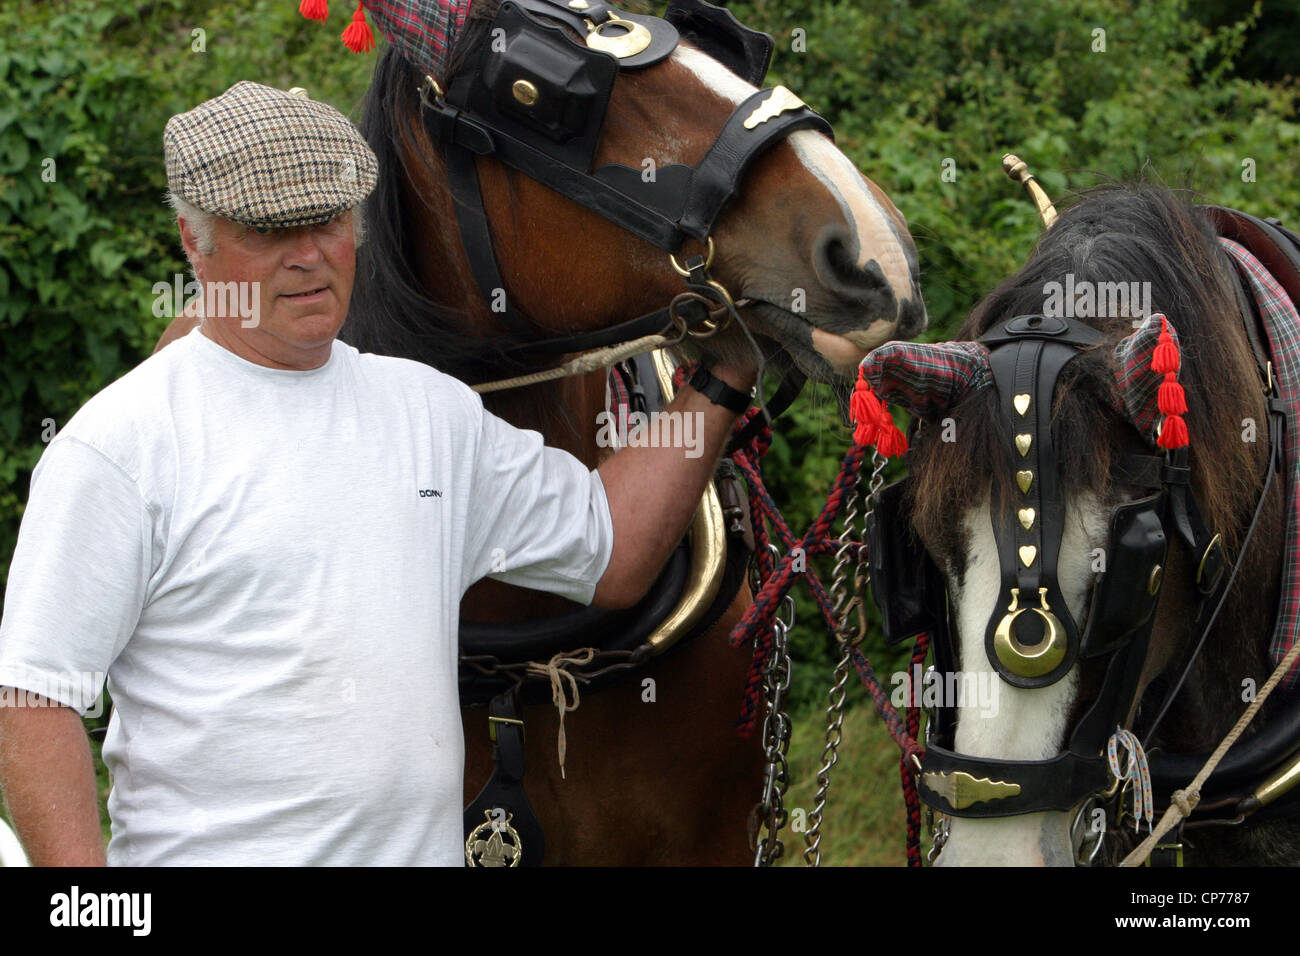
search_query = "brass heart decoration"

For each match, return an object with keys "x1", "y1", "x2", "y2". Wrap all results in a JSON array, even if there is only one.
[
  {"x1": 1019, "y1": 545, "x2": 1037, "y2": 567},
  {"x1": 1013, "y1": 394, "x2": 1031, "y2": 416},
  {"x1": 1015, "y1": 433, "x2": 1032, "y2": 456},
  {"x1": 1018, "y1": 508, "x2": 1035, "y2": 530},
  {"x1": 1016, "y1": 470, "x2": 1033, "y2": 494}
]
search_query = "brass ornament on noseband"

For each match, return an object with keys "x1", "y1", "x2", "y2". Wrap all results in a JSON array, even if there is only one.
[
  {"x1": 993, "y1": 586, "x2": 1068, "y2": 678},
  {"x1": 742, "y1": 86, "x2": 808, "y2": 130},
  {"x1": 922, "y1": 770, "x2": 1022, "y2": 811}
]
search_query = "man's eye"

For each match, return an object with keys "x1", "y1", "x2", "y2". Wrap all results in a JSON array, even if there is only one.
[{"x1": 253, "y1": 225, "x2": 271, "y2": 236}]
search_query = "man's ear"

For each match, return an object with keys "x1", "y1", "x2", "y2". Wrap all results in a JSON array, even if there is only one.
[{"x1": 176, "y1": 217, "x2": 204, "y2": 280}]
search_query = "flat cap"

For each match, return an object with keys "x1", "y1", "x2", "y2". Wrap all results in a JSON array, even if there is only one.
[{"x1": 164, "y1": 81, "x2": 378, "y2": 229}]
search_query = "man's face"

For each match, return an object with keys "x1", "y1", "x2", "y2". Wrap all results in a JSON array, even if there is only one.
[{"x1": 181, "y1": 211, "x2": 357, "y2": 370}]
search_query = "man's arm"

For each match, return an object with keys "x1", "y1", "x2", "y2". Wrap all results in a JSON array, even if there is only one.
[
  {"x1": 0, "y1": 693, "x2": 105, "y2": 866},
  {"x1": 593, "y1": 362, "x2": 757, "y2": 608}
]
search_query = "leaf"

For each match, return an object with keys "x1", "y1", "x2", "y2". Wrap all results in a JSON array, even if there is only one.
[{"x1": 89, "y1": 238, "x2": 128, "y2": 278}]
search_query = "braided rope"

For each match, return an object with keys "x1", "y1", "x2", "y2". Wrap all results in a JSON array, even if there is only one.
[{"x1": 669, "y1": 362, "x2": 928, "y2": 861}]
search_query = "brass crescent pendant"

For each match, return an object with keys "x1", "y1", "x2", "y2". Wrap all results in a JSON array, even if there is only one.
[{"x1": 992, "y1": 587, "x2": 1067, "y2": 678}]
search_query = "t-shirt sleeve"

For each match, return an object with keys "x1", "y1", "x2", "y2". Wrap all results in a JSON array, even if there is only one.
[
  {"x1": 0, "y1": 437, "x2": 152, "y2": 715},
  {"x1": 462, "y1": 406, "x2": 614, "y2": 604}
]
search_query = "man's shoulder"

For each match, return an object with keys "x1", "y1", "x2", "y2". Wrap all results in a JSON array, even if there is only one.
[{"x1": 53, "y1": 333, "x2": 195, "y2": 480}]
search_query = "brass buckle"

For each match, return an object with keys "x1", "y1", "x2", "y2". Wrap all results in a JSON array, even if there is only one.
[
  {"x1": 419, "y1": 74, "x2": 445, "y2": 108},
  {"x1": 1143, "y1": 842, "x2": 1184, "y2": 867},
  {"x1": 487, "y1": 715, "x2": 524, "y2": 743},
  {"x1": 1197, "y1": 533, "x2": 1223, "y2": 591}
]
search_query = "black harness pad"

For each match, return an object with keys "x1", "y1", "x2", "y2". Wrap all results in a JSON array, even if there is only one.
[
  {"x1": 665, "y1": 0, "x2": 774, "y2": 86},
  {"x1": 868, "y1": 478, "x2": 948, "y2": 647}
]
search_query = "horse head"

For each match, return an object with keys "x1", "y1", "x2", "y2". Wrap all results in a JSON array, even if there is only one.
[
  {"x1": 345, "y1": 0, "x2": 925, "y2": 391},
  {"x1": 861, "y1": 184, "x2": 1287, "y2": 865}
]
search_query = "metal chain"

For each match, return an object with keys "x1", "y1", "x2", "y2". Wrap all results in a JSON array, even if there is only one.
[
  {"x1": 804, "y1": 451, "x2": 888, "y2": 866},
  {"x1": 754, "y1": 544, "x2": 795, "y2": 867}
]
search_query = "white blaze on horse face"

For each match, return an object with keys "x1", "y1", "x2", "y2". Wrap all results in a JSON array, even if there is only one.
[
  {"x1": 671, "y1": 46, "x2": 915, "y2": 311},
  {"x1": 933, "y1": 492, "x2": 1108, "y2": 867}
]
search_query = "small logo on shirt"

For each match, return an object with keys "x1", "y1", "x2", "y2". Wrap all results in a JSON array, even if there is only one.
[{"x1": 418, "y1": 488, "x2": 443, "y2": 498}]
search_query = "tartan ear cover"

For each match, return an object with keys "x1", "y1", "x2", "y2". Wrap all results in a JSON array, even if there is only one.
[
  {"x1": 852, "y1": 313, "x2": 1190, "y2": 456},
  {"x1": 299, "y1": 0, "x2": 474, "y2": 82}
]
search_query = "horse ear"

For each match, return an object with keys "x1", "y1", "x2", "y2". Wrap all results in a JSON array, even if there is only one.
[
  {"x1": 854, "y1": 341, "x2": 993, "y2": 453},
  {"x1": 1111, "y1": 312, "x2": 1190, "y2": 448}
]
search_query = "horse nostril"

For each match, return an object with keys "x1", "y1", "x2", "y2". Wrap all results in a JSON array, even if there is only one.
[{"x1": 812, "y1": 224, "x2": 897, "y2": 315}]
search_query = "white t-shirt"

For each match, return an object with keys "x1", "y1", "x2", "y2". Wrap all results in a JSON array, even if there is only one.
[{"x1": 0, "y1": 327, "x2": 614, "y2": 865}]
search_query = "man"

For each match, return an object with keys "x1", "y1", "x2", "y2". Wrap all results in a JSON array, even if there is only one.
[{"x1": 0, "y1": 82, "x2": 757, "y2": 865}]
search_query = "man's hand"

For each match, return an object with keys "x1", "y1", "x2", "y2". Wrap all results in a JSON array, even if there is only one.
[
  {"x1": 0, "y1": 691, "x2": 106, "y2": 866},
  {"x1": 592, "y1": 361, "x2": 758, "y2": 608}
]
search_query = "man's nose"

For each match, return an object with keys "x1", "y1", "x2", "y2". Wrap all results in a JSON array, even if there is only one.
[{"x1": 284, "y1": 228, "x2": 326, "y2": 266}]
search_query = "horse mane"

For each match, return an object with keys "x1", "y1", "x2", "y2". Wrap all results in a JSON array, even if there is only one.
[{"x1": 908, "y1": 182, "x2": 1268, "y2": 565}]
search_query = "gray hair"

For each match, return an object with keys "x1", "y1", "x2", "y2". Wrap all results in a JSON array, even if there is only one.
[{"x1": 166, "y1": 191, "x2": 367, "y2": 256}]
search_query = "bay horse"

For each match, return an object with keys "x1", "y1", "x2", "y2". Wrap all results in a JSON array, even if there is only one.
[
  {"x1": 159, "y1": 0, "x2": 925, "y2": 863},
  {"x1": 862, "y1": 183, "x2": 1300, "y2": 865}
]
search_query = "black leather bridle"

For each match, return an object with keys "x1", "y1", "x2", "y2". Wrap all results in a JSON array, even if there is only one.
[{"x1": 417, "y1": 0, "x2": 830, "y2": 356}]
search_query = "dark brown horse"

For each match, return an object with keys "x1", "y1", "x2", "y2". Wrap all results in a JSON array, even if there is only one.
[
  {"x1": 159, "y1": 0, "x2": 925, "y2": 863},
  {"x1": 878, "y1": 183, "x2": 1299, "y2": 865},
  {"x1": 349, "y1": 0, "x2": 924, "y2": 866}
]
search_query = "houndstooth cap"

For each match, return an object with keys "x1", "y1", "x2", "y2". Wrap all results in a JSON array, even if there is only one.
[{"x1": 164, "y1": 81, "x2": 378, "y2": 228}]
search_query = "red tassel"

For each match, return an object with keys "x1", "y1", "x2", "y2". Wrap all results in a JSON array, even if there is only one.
[
  {"x1": 851, "y1": 367, "x2": 879, "y2": 447},
  {"x1": 341, "y1": 1, "x2": 374, "y2": 52},
  {"x1": 1158, "y1": 414, "x2": 1189, "y2": 450},
  {"x1": 1157, "y1": 375, "x2": 1188, "y2": 416},
  {"x1": 875, "y1": 416, "x2": 909, "y2": 457},
  {"x1": 299, "y1": 0, "x2": 329, "y2": 22},
  {"x1": 1152, "y1": 315, "x2": 1180, "y2": 375}
]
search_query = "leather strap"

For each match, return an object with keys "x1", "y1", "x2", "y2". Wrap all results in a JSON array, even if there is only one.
[
  {"x1": 688, "y1": 366, "x2": 752, "y2": 414},
  {"x1": 726, "y1": 367, "x2": 806, "y2": 455},
  {"x1": 463, "y1": 690, "x2": 546, "y2": 865},
  {"x1": 444, "y1": 143, "x2": 541, "y2": 342}
]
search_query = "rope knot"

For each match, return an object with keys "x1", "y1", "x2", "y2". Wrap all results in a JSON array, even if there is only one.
[
  {"x1": 1170, "y1": 788, "x2": 1200, "y2": 817},
  {"x1": 524, "y1": 648, "x2": 595, "y2": 780}
]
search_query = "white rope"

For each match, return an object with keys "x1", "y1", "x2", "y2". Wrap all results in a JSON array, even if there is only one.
[{"x1": 471, "y1": 334, "x2": 673, "y2": 394}]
